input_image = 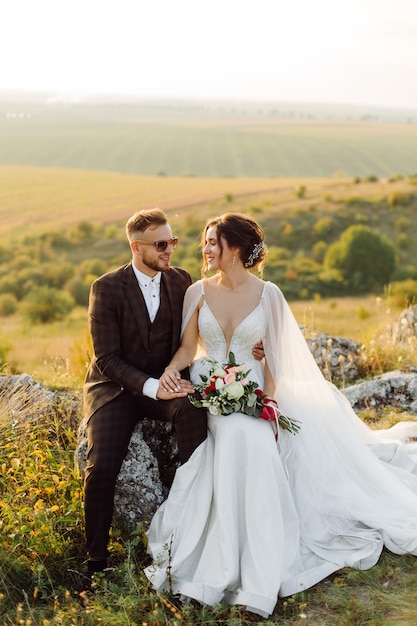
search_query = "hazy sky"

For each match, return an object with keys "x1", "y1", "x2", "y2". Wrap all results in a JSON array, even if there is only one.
[{"x1": 2, "y1": 0, "x2": 417, "y2": 109}]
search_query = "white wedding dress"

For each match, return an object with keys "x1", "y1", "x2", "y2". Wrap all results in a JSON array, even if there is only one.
[{"x1": 145, "y1": 280, "x2": 417, "y2": 617}]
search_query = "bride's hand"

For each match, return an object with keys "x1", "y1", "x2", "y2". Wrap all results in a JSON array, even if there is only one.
[
  {"x1": 156, "y1": 377, "x2": 194, "y2": 400},
  {"x1": 159, "y1": 368, "x2": 193, "y2": 395},
  {"x1": 160, "y1": 367, "x2": 180, "y2": 391}
]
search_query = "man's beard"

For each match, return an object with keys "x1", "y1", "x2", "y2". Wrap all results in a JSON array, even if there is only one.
[{"x1": 141, "y1": 253, "x2": 171, "y2": 273}]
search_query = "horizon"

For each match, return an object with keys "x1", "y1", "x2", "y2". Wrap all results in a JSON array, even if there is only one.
[{"x1": 1, "y1": 89, "x2": 415, "y2": 115}]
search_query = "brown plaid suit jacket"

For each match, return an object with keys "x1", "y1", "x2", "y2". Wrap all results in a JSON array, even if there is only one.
[{"x1": 83, "y1": 262, "x2": 192, "y2": 421}]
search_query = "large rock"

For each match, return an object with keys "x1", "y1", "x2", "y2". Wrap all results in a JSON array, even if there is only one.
[
  {"x1": 75, "y1": 417, "x2": 179, "y2": 528},
  {"x1": 343, "y1": 370, "x2": 417, "y2": 413},
  {"x1": 0, "y1": 374, "x2": 80, "y2": 429},
  {"x1": 303, "y1": 330, "x2": 362, "y2": 383},
  {"x1": 393, "y1": 305, "x2": 417, "y2": 343}
]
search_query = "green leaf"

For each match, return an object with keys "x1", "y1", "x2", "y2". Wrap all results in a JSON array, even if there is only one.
[
  {"x1": 247, "y1": 393, "x2": 257, "y2": 407},
  {"x1": 188, "y1": 395, "x2": 202, "y2": 408},
  {"x1": 228, "y1": 351, "x2": 237, "y2": 366}
]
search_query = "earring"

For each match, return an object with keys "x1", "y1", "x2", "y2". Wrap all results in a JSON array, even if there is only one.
[{"x1": 232, "y1": 253, "x2": 236, "y2": 269}]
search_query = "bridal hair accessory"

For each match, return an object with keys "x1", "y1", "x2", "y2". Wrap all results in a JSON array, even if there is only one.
[
  {"x1": 189, "y1": 351, "x2": 301, "y2": 437},
  {"x1": 244, "y1": 242, "x2": 264, "y2": 267}
]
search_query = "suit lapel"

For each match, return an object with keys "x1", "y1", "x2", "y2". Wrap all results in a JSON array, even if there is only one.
[
  {"x1": 122, "y1": 263, "x2": 150, "y2": 349},
  {"x1": 122, "y1": 264, "x2": 183, "y2": 353},
  {"x1": 162, "y1": 270, "x2": 182, "y2": 353}
]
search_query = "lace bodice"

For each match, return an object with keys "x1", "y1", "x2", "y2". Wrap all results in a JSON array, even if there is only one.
[{"x1": 190, "y1": 300, "x2": 267, "y2": 388}]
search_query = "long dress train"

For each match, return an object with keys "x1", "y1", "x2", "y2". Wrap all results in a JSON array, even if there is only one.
[{"x1": 145, "y1": 280, "x2": 417, "y2": 617}]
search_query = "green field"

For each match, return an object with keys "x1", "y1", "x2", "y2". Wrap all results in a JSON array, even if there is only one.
[{"x1": 2, "y1": 100, "x2": 417, "y2": 177}]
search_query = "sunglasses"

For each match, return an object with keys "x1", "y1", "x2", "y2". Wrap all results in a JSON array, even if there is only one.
[{"x1": 134, "y1": 237, "x2": 178, "y2": 252}]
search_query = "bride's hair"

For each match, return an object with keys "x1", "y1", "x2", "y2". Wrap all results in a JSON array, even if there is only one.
[{"x1": 201, "y1": 213, "x2": 267, "y2": 275}]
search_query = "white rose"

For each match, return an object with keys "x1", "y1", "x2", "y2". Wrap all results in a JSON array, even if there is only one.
[
  {"x1": 209, "y1": 405, "x2": 219, "y2": 415},
  {"x1": 226, "y1": 381, "x2": 245, "y2": 400},
  {"x1": 215, "y1": 378, "x2": 225, "y2": 390},
  {"x1": 212, "y1": 366, "x2": 227, "y2": 377}
]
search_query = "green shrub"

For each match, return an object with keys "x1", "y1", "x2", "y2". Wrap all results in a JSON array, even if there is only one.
[
  {"x1": 71, "y1": 220, "x2": 95, "y2": 242},
  {"x1": 0, "y1": 293, "x2": 18, "y2": 316},
  {"x1": 324, "y1": 225, "x2": 396, "y2": 293},
  {"x1": 0, "y1": 274, "x2": 24, "y2": 299},
  {"x1": 321, "y1": 193, "x2": 333, "y2": 202},
  {"x1": 80, "y1": 258, "x2": 108, "y2": 278},
  {"x1": 395, "y1": 216, "x2": 411, "y2": 232},
  {"x1": 387, "y1": 190, "x2": 415, "y2": 207},
  {"x1": 0, "y1": 337, "x2": 11, "y2": 368},
  {"x1": 66, "y1": 278, "x2": 91, "y2": 307},
  {"x1": 295, "y1": 185, "x2": 307, "y2": 198},
  {"x1": 312, "y1": 217, "x2": 334, "y2": 241},
  {"x1": 356, "y1": 306, "x2": 370, "y2": 320},
  {"x1": 389, "y1": 279, "x2": 417, "y2": 307},
  {"x1": 396, "y1": 234, "x2": 411, "y2": 250},
  {"x1": 312, "y1": 241, "x2": 328, "y2": 263},
  {"x1": 22, "y1": 286, "x2": 75, "y2": 323}
]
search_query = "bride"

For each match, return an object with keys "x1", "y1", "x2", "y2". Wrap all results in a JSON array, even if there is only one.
[{"x1": 144, "y1": 212, "x2": 417, "y2": 618}]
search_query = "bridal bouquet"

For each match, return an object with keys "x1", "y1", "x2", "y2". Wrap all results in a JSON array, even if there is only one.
[{"x1": 189, "y1": 352, "x2": 300, "y2": 435}]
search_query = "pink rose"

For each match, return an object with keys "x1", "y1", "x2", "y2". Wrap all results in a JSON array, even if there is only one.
[
  {"x1": 227, "y1": 365, "x2": 245, "y2": 374},
  {"x1": 224, "y1": 372, "x2": 236, "y2": 384}
]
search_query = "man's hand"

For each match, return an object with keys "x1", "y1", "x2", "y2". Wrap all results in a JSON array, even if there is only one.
[{"x1": 252, "y1": 341, "x2": 265, "y2": 361}]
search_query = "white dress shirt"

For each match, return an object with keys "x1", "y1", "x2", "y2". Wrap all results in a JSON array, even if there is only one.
[{"x1": 132, "y1": 265, "x2": 162, "y2": 400}]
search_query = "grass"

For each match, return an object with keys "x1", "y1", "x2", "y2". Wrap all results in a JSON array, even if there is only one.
[
  {"x1": 1, "y1": 380, "x2": 417, "y2": 624},
  {"x1": 0, "y1": 305, "x2": 90, "y2": 386},
  {"x1": 0, "y1": 165, "x2": 331, "y2": 240},
  {"x1": 290, "y1": 294, "x2": 395, "y2": 342}
]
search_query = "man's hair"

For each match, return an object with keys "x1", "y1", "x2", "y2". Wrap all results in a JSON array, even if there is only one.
[{"x1": 126, "y1": 208, "x2": 167, "y2": 241}]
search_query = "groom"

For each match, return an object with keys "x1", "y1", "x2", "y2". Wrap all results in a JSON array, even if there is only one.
[{"x1": 82, "y1": 208, "x2": 207, "y2": 583}]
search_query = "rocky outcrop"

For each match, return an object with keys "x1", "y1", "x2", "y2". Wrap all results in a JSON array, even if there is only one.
[
  {"x1": 393, "y1": 305, "x2": 417, "y2": 343},
  {"x1": 74, "y1": 417, "x2": 178, "y2": 528},
  {"x1": 0, "y1": 373, "x2": 80, "y2": 429},
  {"x1": 303, "y1": 331, "x2": 362, "y2": 383},
  {"x1": 342, "y1": 369, "x2": 417, "y2": 413}
]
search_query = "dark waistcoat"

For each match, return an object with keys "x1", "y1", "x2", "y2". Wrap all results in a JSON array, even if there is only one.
[{"x1": 142, "y1": 282, "x2": 173, "y2": 378}]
